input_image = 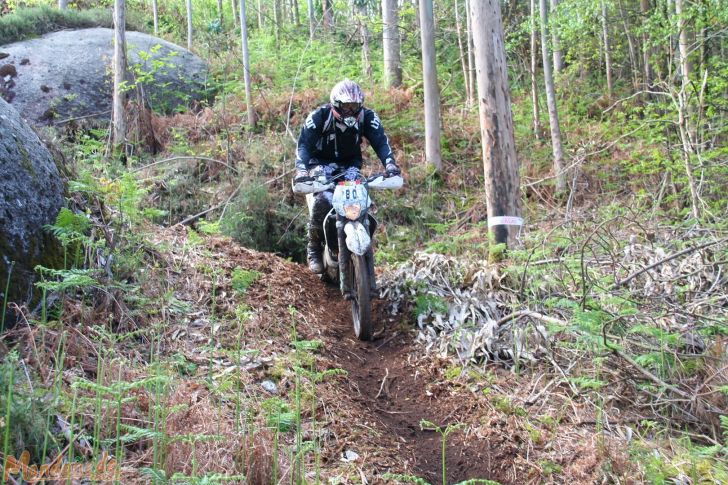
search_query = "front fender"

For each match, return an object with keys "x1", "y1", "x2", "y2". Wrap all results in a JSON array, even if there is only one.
[{"x1": 344, "y1": 221, "x2": 371, "y2": 256}]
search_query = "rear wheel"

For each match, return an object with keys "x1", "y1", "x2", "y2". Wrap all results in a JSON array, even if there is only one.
[{"x1": 351, "y1": 254, "x2": 372, "y2": 340}]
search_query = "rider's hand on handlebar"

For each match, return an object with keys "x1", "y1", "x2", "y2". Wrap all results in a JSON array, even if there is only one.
[{"x1": 294, "y1": 169, "x2": 309, "y2": 182}]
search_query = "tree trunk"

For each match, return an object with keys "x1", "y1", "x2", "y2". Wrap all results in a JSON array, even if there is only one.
[
  {"x1": 217, "y1": 0, "x2": 224, "y2": 25},
  {"x1": 359, "y1": 5, "x2": 373, "y2": 81},
  {"x1": 59, "y1": 0, "x2": 68, "y2": 9},
  {"x1": 675, "y1": 0, "x2": 691, "y2": 81},
  {"x1": 469, "y1": 0, "x2": 522, "y2": 248},
  {"x1": 641, "y1": 0, "x2": 652, "y2": 89},
  {"x1": 530, "y1": 0, "x2": 541, "y2": 138},
  {"x1": 112, "y1": 0, "x2": 128, "y2": 150},
  {"x1": 293, "y1": 0, "x2": 300, "y2": 25},
  {"x1": 465, "y1": 0, "x2": 476, "y2": 107},
  {"x1": 540, "y1": 0, "x2": 566, "y2": 194},
  {"x1": 617, "y1": 0, "x2": 640, "y2": 90},
  {"x1": 186, "y1": 0, "x2": 193, "y2": 50},
  {"x1": 274, "y1": 0, "x2": 282, "y2": 45},
  {"x1": 152, "y1": 0, "x2": 159, "y2": 35},
  {"x1": 308, "y1": 0, "x2": 315, "y2": 37},
  {"x1": 550, "y1": 0, "x2": 564, "y2": 74},
  {"x1": 382, "y1": 0, "x2": 402, "y2": 88},
  {"x1": 419, "y1": 0, "x2": 442, "y2": 171},
  {"x1": 257, "y1": 0, "x2": 263, "y2": 30},
  {"x1": 231, "y1": 0, "x2": 239, "y2": 28},
  {"x1": 240, "y1": 0, "x2": 256, "y2": 129},
  {"x1": 455, "y1": 0, "x2": 469, "y2": 102},
  {"x1": 323, "y1": 0, "x2": 333, "y2": 32},
  {"x1": 601, "y1": 0, "x2": 613, "y2": 98}
]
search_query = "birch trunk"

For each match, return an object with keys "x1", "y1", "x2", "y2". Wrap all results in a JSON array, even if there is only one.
[
  {"x1": 240, "y1": 0, "x2": 256, "y2": 129},
  {"x1": 641, "y1": 0, "x2": 652, "y2": 89},
  {"x1": 186, "y1": 0, "x2": 193, "y2": 50},
  {"x1": 540, "y1": 0, "x2": 566, "y2": 194},
  {"x1": 601, "y1": 0, "x2": 613, "y2": 98},
  {"x1": 469, "y1": 0, "x2": 522, "y2": 248},
  {"x1": 530, "y1": 0, "x2": 541, "y2": 138},
  {"x1": 419, "y1": 0, "x2": 442, "y2": 171},
  {"x1": 323, "y1": 0, "x2": 333, "y2": 32},
  {"x1": 112, "y1": 0, "x2": 128, "y2": 150},
  {"x1": 455, "y1": 0, "x2": 469, "y2": 102},
  {"x1": 152, "y1": 0, "x2": 159, "y2": 35},
  {"x1": 465, "y1": 0, "x2": 476, "y2": 107},
  {"x1": 550, "y1": 0, "x2": 564, "y2": 74},
  {"x1": 382, "y1": 0, "x2": 402, "y2": 88},
  {"x1": 59, "y1": 0, "x2": 68, "y2": 9},
  {"x1": 308, "y1": 0, "x2": 315, "y2": 37}
]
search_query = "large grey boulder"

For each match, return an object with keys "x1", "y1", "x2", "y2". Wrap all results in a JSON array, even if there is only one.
[
  {"x1": 0, "y1": 28, "x2": 209, "y2": 125},
  {"x1": 0, "y1": 98, "x2": 64, "y2": 326}
]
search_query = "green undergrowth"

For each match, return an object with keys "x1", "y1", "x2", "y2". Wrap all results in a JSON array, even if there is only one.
[{"x1": 0, "y1": 5, "x2": 146, "y2": 45}]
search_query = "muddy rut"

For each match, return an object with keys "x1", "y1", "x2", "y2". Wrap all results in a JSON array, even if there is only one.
[{"x1": 310, "y1": 284, "x2": 498, "y2": 484}]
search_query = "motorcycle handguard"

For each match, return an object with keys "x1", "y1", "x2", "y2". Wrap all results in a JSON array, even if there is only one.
[
  {"x1": 343, "y1": 221, "x2": 371, "y2": 256},
  {"x1": 292, "y1": 178, "x2": 334, "y2": 194},
  {"x1": 368, "y1": 174, "x2": 404, "y2": 190}
]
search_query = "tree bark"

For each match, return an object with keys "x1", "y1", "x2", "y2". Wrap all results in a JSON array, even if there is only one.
[
  {"x1": 217, "y1": 0, "x2": 224, "y2": 25},
  {"x1": 323, "y1": 0, "x2": 333, "y2": 32},
  {"x1": 382, "y1": 0, "x2": 402, "y2": 88},
  {"x1": 540, "y1": 0, "x2": 566, "y2": 194},
  {"x1": 293, "y1": 0, "x2": 300, "y2": 26},
  {"x1": 601, "y1": 0, "x2": 613, "y2": 98},
  {"x1": 308, "y1": 0, "x2": 315, "y2": 37},
  {"x1": 359, "y1": 4, "x2": 373, "y2": 81},
  {"x1": 640, "y1": 0, "x2": 652, "y2": 89},
  {"x1": 549, "y1": 0, "x2": 564, "y2": 74},
  {"x1": 465, "y1": 0, "x2": 476, "y2": 107},
  {"x1": 469, "y1": 0, "x2": 522, "y2": 248},
  {"x1": 240, "y1": 0, "x2": 256, "y2": 129},
  {"x1": 530, "y1": 0, "x2": 541, "y2": 138},
  {"x1": 419, "y1": 0, "x2": 442, "y2": 171},
  {"x1": 455, "y1": 0, "x2": 469, "y2": 102},
  {"x1": 112, "y1": 0, "x2": 128, "y2": 150},
  {"x1": 274, "y1": 0, "x2": 282, "y2": 45},
  {"x1": 152, "y1": 0, "x2": 159, "y2": 35},
  {"x1": 186, "y1": 0, "x2": 193, "y2": 50}
]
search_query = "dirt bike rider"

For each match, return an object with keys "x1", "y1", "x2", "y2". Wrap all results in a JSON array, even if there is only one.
[{"x1": 293, "y1": 79, "x2": 400, "y2": 292}]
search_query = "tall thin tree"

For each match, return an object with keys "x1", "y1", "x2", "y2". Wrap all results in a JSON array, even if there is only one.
[
  {"x1": 308, "y1": 0, "x2": 315, "y2": 37},
  {"x1": 240, "y1": 0, "x2": 256, "y2": 129},
  {"x1": 218, "y1": 0, "x2": 224, "y2": 25},
  {"x1": 540, "y1": 0, "x2": 566, "y2": 194},
  {"x1": 382, "y1": 0, "x2": 402, "y2": 88},
  {"x1": 470, "y1": 0, "x2": 522, "y2": 248},
  {"x1": 601, "y1": 0, "x2": 613, "y2": 97},
  {"x1": 455, "y1": 0, "x2": 469, "y2": 101},
  {"x1": 323, "y1": 0, "x2": 333, "y2": 32},
  {"x1": 152, "y1": 0, "x2": 159, "y2": 35},
  {"x1": 465, "y1": 0, "x2": 476, "y2": 106},
  {"x1": 186, "y1": 0, "x2": 193, "y2": 50},
  {"x1": 530, "y1": 0, "x2": 541, "y2": 138},
  {"x1": 550, "y1": 0, "x2": 564, "y2": 73},
  {"x1": 59, "y1": 0, "x2": 68, "y2": 9},
  {"x1": 112, "y1": 0, "x2": 128, "y2": 151},
  {"x1": 231, "y1": 0, "x2": 239, "y2": 27},
  {"x1": 419, "y1": 0, "x2": 442, "y2": 171}
]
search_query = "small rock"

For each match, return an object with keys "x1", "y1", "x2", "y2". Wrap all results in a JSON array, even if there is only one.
[
  {"x1": 40, "y1": 85, "x2": 51, "y2": 93},
  {"x1": 0, "y1": 53, "x2": 8, "y2": 59},
  {"x1": 0, "y1": 64, "x2": 16, "y2": 78},
  {"x1": 19, "y1": 58, "x2": 29, "y2": 65},
  {"x1": 341, "y1": 450, "x2": 359, "y2": 462},
  {"x1": 261, "y1": 380, "x2": 278, "y2": 394}
]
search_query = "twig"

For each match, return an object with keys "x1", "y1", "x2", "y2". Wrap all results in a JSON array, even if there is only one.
[
  {"x1": 375, "y1": 368, "x2": 389, "y2": 399},
  {"x1": 496, "y1": 310, "x2": 567, "y2": 328},
  {"x1": 53, "y1": 110, "x2": 112, "y2": 125},
  {"x1": 612, "y1": 237, "x2": 728, "y2": 289},
  {"x1": 130, "y1": 155, "x2": 239, "y2": 175}
]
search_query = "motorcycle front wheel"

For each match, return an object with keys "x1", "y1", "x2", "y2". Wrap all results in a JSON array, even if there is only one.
[{"x1": 351, "y1": 254, "x2": 372, "y2": 340}]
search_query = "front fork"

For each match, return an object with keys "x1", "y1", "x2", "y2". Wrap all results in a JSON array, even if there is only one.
[{"x1": 337, "y1": 216, "x2": 376, "y2": 295}]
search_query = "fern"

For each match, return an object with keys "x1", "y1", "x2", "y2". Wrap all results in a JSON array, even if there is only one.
[
  {"x1": 382, "y1": 474, "x2": 432, "y2": 485},
  {"x1": 34, "y1": 267, "x2": 97, "y2": 292}
]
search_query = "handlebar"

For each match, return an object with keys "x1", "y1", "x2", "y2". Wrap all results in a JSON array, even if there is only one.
[{"x1": 292, "y1": 172, "x2": 403, "y2": 194}]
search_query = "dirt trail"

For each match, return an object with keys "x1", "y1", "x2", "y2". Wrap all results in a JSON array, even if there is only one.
[{"x1": 310, "y1": 284, "x2": 498, "y2": 484}]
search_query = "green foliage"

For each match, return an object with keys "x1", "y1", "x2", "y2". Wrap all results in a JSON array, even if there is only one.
[
  {"x1": 414, "y1": 294, "x2": 449, "y2": 318},
  {"x1": 261, "y1": 397, "x2": 295, "y2": 433},
  {"x1": 230, "y1": 267, "x2": 261, "y2": 294}
]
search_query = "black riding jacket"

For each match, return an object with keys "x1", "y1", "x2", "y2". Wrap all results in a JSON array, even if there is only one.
[{"x1": 295, "y1": 104, "x2": 395, "y2": 171}]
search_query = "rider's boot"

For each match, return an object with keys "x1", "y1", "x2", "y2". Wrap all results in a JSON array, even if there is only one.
[{"x1": 307, "y1": 223, "x2": 324, "y2": 274}]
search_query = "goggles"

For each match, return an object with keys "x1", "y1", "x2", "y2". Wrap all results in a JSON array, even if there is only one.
[{"x1": 335, "y1": 102, "x2": 362, "y2": 117}]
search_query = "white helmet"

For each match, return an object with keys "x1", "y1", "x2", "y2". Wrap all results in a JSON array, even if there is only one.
[{"x1": 330, "y1": 79, "x2": 365, "y2": 119}]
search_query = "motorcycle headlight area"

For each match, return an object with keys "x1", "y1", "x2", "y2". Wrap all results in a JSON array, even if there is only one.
[{"x1": 332, "y1": 182, "x2": 370, "y2": 220}]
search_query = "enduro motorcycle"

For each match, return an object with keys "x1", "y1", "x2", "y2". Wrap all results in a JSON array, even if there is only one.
[{"x1": 293, "y1": 168, "x2": 403, "y2": 340}]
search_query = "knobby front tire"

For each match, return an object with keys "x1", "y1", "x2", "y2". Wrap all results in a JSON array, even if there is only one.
[{"x1": 351, "y1": 254, "x2": 372, "y2": 340}]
